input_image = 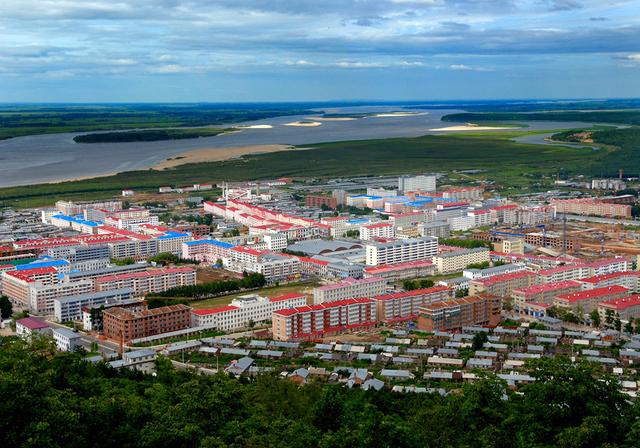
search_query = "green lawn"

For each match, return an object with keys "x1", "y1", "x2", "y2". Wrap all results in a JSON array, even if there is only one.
[{"x1": 189, "y1": 281, "x2": 319, "y2": 309}]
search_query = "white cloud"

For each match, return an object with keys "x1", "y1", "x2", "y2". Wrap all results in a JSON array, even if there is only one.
[
  {"x1": 148, "y1": 64, "x2": 190, "y2": 74},
  {"x1": 449, "y1": 64, "x2": 494, "y2": 72}
]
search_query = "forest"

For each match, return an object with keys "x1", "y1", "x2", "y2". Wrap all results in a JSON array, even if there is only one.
[{"x1": 1, "y1": 336, "x2": 639, "y2": 448}]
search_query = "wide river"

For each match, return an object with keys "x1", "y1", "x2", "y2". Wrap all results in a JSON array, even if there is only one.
[{"x1": 0, "y1": 106, "x2": 598, "y2": 188}]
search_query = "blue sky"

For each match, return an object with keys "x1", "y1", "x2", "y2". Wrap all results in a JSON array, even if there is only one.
[{"x1": 0, "y1": 0, "x2": 639, "y2": 102}]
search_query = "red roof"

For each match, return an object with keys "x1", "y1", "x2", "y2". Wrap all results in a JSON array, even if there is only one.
[
  {"x1": 16, "y1": 317, "x2": 49, "y2": 330},
  {"x1": 513, "y1": 280, "x2": 581, "y2": 296},
  {"x1": 599, "y1": 295, "x2": 640, "y2": 311},
  {"x1": 269, "y1": 293, "x2": 306, "y2": 303},
  {"x1": 364, "y1": 222, "x2": 393, "y2": 229},
  {"x1": 491, "y1": 204, "x2": 519, "y2": 211},
  {"x1": 231, "y1": 246, "x2": 263, "y2": 256},
  {"x1": 539, "y1": 264, "x2": 591, "y2": 276},
  {"x1": 364, "y1": 259, "x2": 433, "y2": 274},
  {"x1": 5, "y1": 266, "x2": 57, "y2": 282},
  {"x1": 580, "y1": 270, "x2": 640, "y2": 284},
  {"x1": 192, "y1": 305, "x2": 239, "y2": 315},
  {"x1": 96, "y1": 267, "x2": 195, "y2": 283},
  {"x1": 556, "y1": 285, "x2": 629, "y2": 303},
  {"x1": 475, "y1": 270, "x2": 536, "y2": 286},
  {"x1": 274, "y1": 297, "x2": 374, "y2": 316},
  {"x1": 373, "y1": 285, "x2": 450, "y2": 302}
]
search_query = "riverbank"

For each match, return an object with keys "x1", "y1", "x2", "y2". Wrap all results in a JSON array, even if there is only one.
[{"x1": 153, "y1": 144, "x2": 301, "y2": 169}]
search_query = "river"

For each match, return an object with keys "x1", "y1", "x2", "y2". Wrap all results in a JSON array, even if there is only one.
[{"x1": 0, "y1": 105, "x2": 600, "y2": 188}]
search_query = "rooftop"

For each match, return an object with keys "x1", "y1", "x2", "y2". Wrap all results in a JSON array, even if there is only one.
[{"x1": 556, "y1": 285, "x2": 629, "y2": 303}]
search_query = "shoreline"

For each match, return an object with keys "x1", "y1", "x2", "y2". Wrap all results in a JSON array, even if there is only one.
[{"x1": 152, "y1": 144, "x2": 301, "y2": 170}]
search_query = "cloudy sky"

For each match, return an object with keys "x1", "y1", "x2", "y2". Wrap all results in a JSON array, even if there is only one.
[{"x1": 0, "y1": 0, "x2": 639, "y2": 102}]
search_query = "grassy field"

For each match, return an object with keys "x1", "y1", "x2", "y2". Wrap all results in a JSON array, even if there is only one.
[
  {"x1": 189, "y1": 281, "x2": 319, "y2": 309},
  {"x1": 442, "y1": 110, "x2": 640, "y2": 126},
  {"x1": 0, "y1": 129, "x2": 600, "y2": 207},
  {"x1": 0, "y1": 104, "x2": 313, "y2": 140}
]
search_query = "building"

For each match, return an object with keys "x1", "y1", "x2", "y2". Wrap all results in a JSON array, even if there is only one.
[
  {"x1": 598, "y1": 295, "x2": 640, "y2": 321},
  {"x1": 360, "y1": 222, "x2": 395, "y2": 241},
  {"x1": 494, "y1": 238, "x2": 524, "y2": 255},
  {"x1": 398, "y1": 174, "x2": 436, "y2": 193},
  {"x1": 462, "y1": 263, "x2": 525, "y2": 281},
  {"x1": 554, "y1": 285, "x2": 630, "y2": 313},
  {"x1": 82, "y1": 298, "x2": 146, "y2": 331},
  {"x1": 272, "y1": 298, "x2": 377, "y2": 340},
  {"x1": 591, "y1": 179, "x2": 626, "y2": 191},
  {"x1": 102, "y1": 304, "x2": 191, "y2": 342},
  {"x1": 305, "y1": 195, "x2": 337, "y2": 209},
  {"x1": 551, "y1": 198, "x2": 631, "y2": 218},
  {"x1": 96, "y1": 267, "x2": 196, "y2": 296},
  {"x1": 313, "y1": 277, "x2": 387, "y2": 304},
  {"x1": 52, "y1": 327, "x2": 82, "y2": 352},
  {"x1": 418, "y1": 221, "x2": 450, "y2": 239},
  {"x1": 578, "y1": 271, "x2": 640, "y2": 293},
  {"x1": 182, "y1": 239, "x2": 235, "y2": 264},
  {"x1": 469, "y1": 271, "x2": 539, "y2": 297},
  {"x1": 365, "y1": 237, "x2": 438, "y2": 266},
  {"x1": 432, "y1": 247, "x2": 491, "y2": 275},
  {"x1": 363, "y1": 260, "x2": 435, "y2": 281},
  {"x1": 417, "y1": 296, "x2": 501, "y2": 332},
  {"x1": 15, "y1": 316, "x2": 50, "y2": 340},
  {"x1": 53, "y1": 288, "x2": 135, "y2": 322},
  {"x1": 512, "y1": 280, "x2": 582, "y2": 312},
  {"x1": 373, "y1": 286, "x2": 451, "y2": 323},
  {"x1": 191, "y1": 293, "x2": 307, "y2": 331}
]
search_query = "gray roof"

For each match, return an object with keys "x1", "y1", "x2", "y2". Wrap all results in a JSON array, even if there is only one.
[
  {"x1": 52, "y1": 327, "x2": 81, "y2": 339},
  {"x1": 226, "y1": 357, "x2": 254, "y2": 376},
  {"x1": 270, "y1": 341, "x2": 300, "y2": 349},
  {"x1": 256, "y1": 350, "x2": 283, "y2": 358},
  {"x1": 124, "y1": 348, "x2": 156, "y2": 361},
  {"x1": 249, "y1": 340, "x2": 268, "y2": 348},
  {"x1": 380, "y1": 369, "x2": 414, "y2": 378},
  {"x1": 201, "y1": 337, "x2": 235, "y2": 346},
  {"x1": 406, "y1": 348, "x2": 434, "y2": 356},
  {"x1": 467, "y1": 358, "x2": 493, "y2": 367},
  {"x1": 290, "y1": 368, "x2": 310, "y2": 379},
  {"x1": 55, "y1": 288, "x2": 134, "y2": 304},
  {"x1": 220, "y1": 348, "x2": 251, "y2": 356},
  {"x1": 287, "y1": 239, "x2": 363, "y2": 256},
  {"x1": 362, "y1": 378, "x2": 385, "y2": 391}
]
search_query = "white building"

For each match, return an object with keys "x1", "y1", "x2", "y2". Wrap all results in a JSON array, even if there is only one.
[
  {"x1": 52, "y1": 327, "x2": 82, "y2": 352},
  {"x1": 365, "y1": 237, "x2": 438, "y2": 266},
  {"x1": 313, "y1": 277, "x2": 387, "y2": 304},
  {"x1": 15, "y1": 317, "x2": 50, "y2": 340},
  {"x1": 191, "y1": 293, "x2": 307, "y2": 331},
  {"x1": 398, "y1": 174, "x2": 436, "y2": 193},
  {"x1": 264, "y1": 233, "x2": 288, "y2": 251},
  {"x1": 360, "y1": 222, "x2": 395, "y2": 241}
]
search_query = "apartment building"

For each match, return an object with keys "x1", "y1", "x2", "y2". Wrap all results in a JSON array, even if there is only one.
[
  {"x1": 441, "y1": 186, "x2": 483, "y2": 201},
  {"x1": 182, "y1": 239, "x2": 235, "y2": 264},
  {"x1": 373, "y1": 286, "x2": 451, "y2": 323},
  {"x1": 108, "y1": 238, "x2": 159, "y2": 261},
  {"x1": 398, "y1": 174, "x2": 436, "y2": 193},
  {"x1": 363, "y1": 260, "x2": 435, "y2": 282},
  {"x1": 418, "y1": 221, "x2": 450, "y2": 239},
  {"x1": 417, "y1": 296, "x2": 501, "y2": 332},
  {"x1": 228, "y1": 252, "x2": 300, "y2": 282},
  {"x1": 365, "y1": 237, "x2": 438, "y2": 266},
  {"x1": 494, "y1": 238, "x2": 525, "y2": 255},
  {"x1": 552, "y1": 198, "x2": 632, "y2": 218},
  {"x1": 512, "y1": 280, "x2": 582, "y2": 312},
  {"x1": 589, "y1": 258, "x2": 630, "y2": 276},
  {"x1": 53, "y1": 288, "x2": 135, "y2": 322},
  {"x1": 538, "y1": 265, "x2": 594, "y2": 283},
  {"x1": 313, "y1": 277, "x2": 387, "y2": 304},
  {"x1": 462, "y1": 263, "x2": 525, "y2": 281},
  {"x1": 360, "y1": 222, "x2": 395, "y2": 241},
  {"x1": 52, "y1": 327, "x2": 82, "y2": 352},
  {"x1": 157, "y1": 231, "x2": 192, "y2": 255},
  {"x1": 554, "y1": 285, "x2": 630, "y2": 313},
  {"x1": 47, "y1": 244, "x2": 110, "y2": 262},
  {"x1": 102, "y1": 304, "x2": 191, "y2": 342},
  {"x1": 305, "y1": 195, "x2": 337, "y2": 209},
  {"x1": 191, "y1": 293, "x2": 307, "y2": 331},
  {"x1": 598, "y1": 295, "x2": 640, "y2": 321},
  {"x1": 432, "y1": 247, "x2": 491, "y2": 275},
  {"x1": 96, "y1": 267, "x2": 196, "y2": 296},
  {"x1": 469, "y1": 271, "x2": 539, "y2": 297},
  {"x1": 578, "y1": 271, "x2": 640, "y2": 293},
  {"x1": 389, "y1": 212, "x2": 428, "y2": 229},
  {"x1": 272, "y1": 298, "x2": 377, "y2": 340},
  {"x1": 104, "y1": 208, "x2": 160, "y2": 230}
]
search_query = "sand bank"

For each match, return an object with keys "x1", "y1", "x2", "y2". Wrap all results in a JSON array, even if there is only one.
[
  {"x1": 153, "y1": 144, "x2": 297, "y2": 169},
  {"x1": 238, "y1": 124, "x2": 273, "y2": 129},
  {"x1": 307, "y1": 116, "x2": 357, "y2": 121},
  {"x1": 372, "y1": 112, "x2": 427, "y2": 118},
  {"x1": 429, "y1": 125, "x2": 517, "y2": 131},
  {"x1": 284, "y1": 121, "x2": 322, "y2": 127}
]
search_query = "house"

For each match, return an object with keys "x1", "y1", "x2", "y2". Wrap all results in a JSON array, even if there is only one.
[
  {"x1": 225, "y1": 357, "x2": 254, "y2": 377},
  {"x1": 52, "y1": 327, "x2": 82, "y2": 352},
  {"x1": 380, "y1": 369, "x2": 415, "y2": 380},
  {"x1": 362, "y1": 378, "x2": 385, "y2": 391},
  {"x1": 15, "y1": 317, "x2": 50, "y2": 340},
  {"x1": 289, "y1": 367, "x2": 310, "y2": 384}
]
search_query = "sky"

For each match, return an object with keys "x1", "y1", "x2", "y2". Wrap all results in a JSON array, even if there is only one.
[{"x1": 0, "y1": 0, "x2": 639, "y2": 102}]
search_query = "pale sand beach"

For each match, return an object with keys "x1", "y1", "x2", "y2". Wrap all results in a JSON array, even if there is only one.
[
  {"x1": 284, "y1": 121, "x2": 323, "y2": 127},
  {"x1": 372, "y1": 112, "x2": 428, "y2": 117},
  {"x1": 153, "y1": 144, "x2": 298, "y2": 169},
  {"x1": 238, "y1": 124, "x2": 273, "y2": 129},
  {"x1": 429, "y1": 125, "x2": 517, "y2": 131},
  {"x1": 306, "y1": 116, "x2": 357, "y2": 121}
]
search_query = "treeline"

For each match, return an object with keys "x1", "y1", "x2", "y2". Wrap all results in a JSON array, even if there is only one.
[
  {"x1": 152, "y1": 272, "x2": 266, "y2": 298},
  {"x1": 1, "y1": 338, "x2": 639, "y2": 448},
  {"x1": 73, "y1": 128, "x2": 228, "y2": 144},
  {"x1": 439, "y1": 238, "x2": 493, "y2": 250}
]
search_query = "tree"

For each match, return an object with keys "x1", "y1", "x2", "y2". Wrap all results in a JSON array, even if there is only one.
[
  {"x1": 472, "y1": 332, "x2": 488, "y2": 350},
  {"x1": 455, "y1": 288, "x2": 469, "y2": 298},
  {"x1": 345, "y1": 229, "x2": 359, "y2": 238},
  {"x1": 624, "y1": 319, "x2": 634, "y2": 334},
  {"x1": 605, "y1": 309, "x2": 615, "y2": 326},
  {"x1": 615, "y1": 316, "x2": 622, "y2": 332},
  {"x1": 0, "y1": 296, "x2": 12, "y2": 319},
  {"x1": 589, "y1": 309, "x2": 601, "y2": 328}
]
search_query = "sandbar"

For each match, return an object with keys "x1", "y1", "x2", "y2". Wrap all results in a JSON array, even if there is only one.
[
  {"x1": 153, "y1": 144, "x2": 297, "y2": 169},
  {"x1": 238, "y1": 124, "x2": 273, "y2": 129},
  {"x1": 307, "y1": 116, "x2": 357, "y2": 121},
  {"x1": 372, "y1": 112, "x2": 428, "y2": 118},
  {"x1": 284, "y1": 121, "x2": 322, "y2": 127},
  {"x1": 429, "y1": 125, "x2": 517, "y2": 131}
]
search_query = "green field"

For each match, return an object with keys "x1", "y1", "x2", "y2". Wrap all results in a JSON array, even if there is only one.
[
  {"x1": 0, "y1": 104, "x2": 313, "y2": 140},
  {"x1": 189, "y1": 281, "x2": 318, "y2": 309},
  {"x1": 73, "y1": 127, "x2": 233, "y2": 143},
  {"x1": 0, "y1": 129, "x2": 607, "y2": 207}
]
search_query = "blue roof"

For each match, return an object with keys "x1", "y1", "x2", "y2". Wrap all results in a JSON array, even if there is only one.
[
  {"x1": 184, "y1": 239, "x2": 234, "y2": 249},
  {"x1": 52, "y1": 214, "x2": 99, "y2": 227},
  {"x1": 350, "y1": 194, "x2": 381, "y2": 199},
  {"x1": 158, "y1": 231, "x2": 190, "y2": 240},
  {"x1": 17, "y1": 259, "x2": 70, "y2": 270},
  {"x1": 347, "y1": 219, "x2": 368, "y2": 224}
]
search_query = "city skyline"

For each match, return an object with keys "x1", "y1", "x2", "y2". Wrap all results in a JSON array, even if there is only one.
[{"x1": 0, "y1": 0, "x2": 639, "y2": 102}]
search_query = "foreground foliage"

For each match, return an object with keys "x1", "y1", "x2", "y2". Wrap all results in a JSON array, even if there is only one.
[{"x1": 1, "y1": 338, "x2": 639, "y2": 448}]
